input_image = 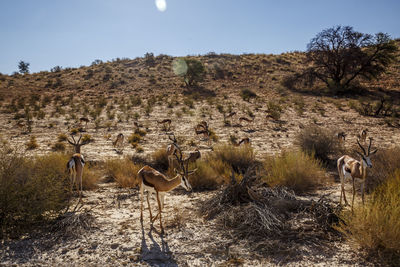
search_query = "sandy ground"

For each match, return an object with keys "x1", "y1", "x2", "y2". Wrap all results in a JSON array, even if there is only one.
[{"x1": 1, "y1": 180, "x2": 374, "y2": 266}]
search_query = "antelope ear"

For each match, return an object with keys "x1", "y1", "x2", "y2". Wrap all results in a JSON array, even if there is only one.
[
  {"x1": 188, "y1": 168, "x2": 197, "y2": 175},
  {"x1": 370, "y1": 149, "x2": 378, "y2": 155}
]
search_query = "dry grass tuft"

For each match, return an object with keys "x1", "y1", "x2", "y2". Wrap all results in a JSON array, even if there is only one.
[
  {"x1": 338, "y1": 170, "x2": 400, "y2": 265},
  {"x1": 189, "y1": 159, "x2": 231, "y2": 190},
  {"x1": 263, "y1": 150, "x2": 325, "y2": 193},
  {"x1": 367, "y1": 146, "x2": 400, "y2": 192},
  {"x1": 104, "y1": 158, "x2": 141, "y2": 188}
]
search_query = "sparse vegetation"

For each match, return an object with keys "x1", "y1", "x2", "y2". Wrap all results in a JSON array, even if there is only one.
[
  {"x1": 338, "y1": 170, "x2": 400, "y2": 265},
  {"x1": 104, "y1": 158, "x2": 141, "y2": 188}
]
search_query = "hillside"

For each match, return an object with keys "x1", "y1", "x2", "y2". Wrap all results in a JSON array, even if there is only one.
[{"x1": 0, "y1": 45, "x2": 399, "y2": 160}]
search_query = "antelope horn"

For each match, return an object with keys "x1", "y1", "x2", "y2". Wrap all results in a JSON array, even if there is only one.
[
  {"x1": 368, "y1": 137, "x2": 373, "y2": 155},
  {"x1": 357, "y1": 139, "x2": 366, "y2": 155},
  {"x1": 77, "y1": 134, "x2": 82, "y2": 144}
]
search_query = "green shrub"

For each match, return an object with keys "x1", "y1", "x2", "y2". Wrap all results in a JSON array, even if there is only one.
[
  {"x1": 0, "y1": 151, "x2": 71, "y2": 238},
  {"x1": 338, "y1": 170, "x2": 400, "y2": 265},
  {"x1": 263, "y1": 150, "x2": 325, "y2": 193}
]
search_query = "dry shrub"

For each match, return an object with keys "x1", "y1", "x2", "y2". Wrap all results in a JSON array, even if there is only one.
[
  {"x1": 151, "y1": 148, "x2": 169, "y2": 172},
  {"x1": 212, "y1": 144, "x2": 255, "y2": 173},
  {"x1": 296, "y1": 125, "x2": 339, "y2": 163},
  {"x1": 189, "y1": 144, "x2": 255, "y2": 190},
  {"x1": 189, "y1": 159, "x2": 231, "y2": 190},
  {"x1": 201, "y1": 166, "x2": 342, "y2": 260},
  {"x1": 367, "y1": 146, "x2": 400, "y2": 191},
  {"x1": 338, "y1": 170, "x2": 400, "y2": 265},
  {"x1": 82, "y1": 166, "x2": 99, "y2": 190},
  {"x1": 25, "y1": 136, "x2": 38, "y2": 150},
  {"x1": 52, "y1": 212, "x2": 95, "y2": 239},
  {"x1": 0, "y1": 150, "x2": 71, "y2": 238},
  {"x1": 105, "y1": 158, "x2": 141, "y2": 188},
  {"x1": 263, "y1": 150, "x2": 325, "y2": 193}
]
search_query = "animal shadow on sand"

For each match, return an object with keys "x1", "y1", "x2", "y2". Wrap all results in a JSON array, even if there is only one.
[{"x1": 140, "y1": 221, "x2": 177, "y2": 266}]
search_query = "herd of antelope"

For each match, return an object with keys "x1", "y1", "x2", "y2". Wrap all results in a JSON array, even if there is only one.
[{"x1": 66, "y1": 114, "x2": 377, "y2": 232}]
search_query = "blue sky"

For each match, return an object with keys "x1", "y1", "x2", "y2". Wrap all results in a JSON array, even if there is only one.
[{"x1": 1, "y1": 0, "x2": 399, "y2": 74}]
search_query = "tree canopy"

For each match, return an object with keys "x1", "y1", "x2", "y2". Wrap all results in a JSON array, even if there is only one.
[{"x1": 300, "y1": 26, "x2": 398, "y2": 93}]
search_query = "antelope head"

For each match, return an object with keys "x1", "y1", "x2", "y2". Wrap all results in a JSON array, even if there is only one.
[
  {"x1": 173, "y1": 145, "x2": 195, "y2": 191},
  {"x1": 356, "y1": 137, "x2": 378, "y2": 168},
  {"x1": 67, "y1": 134, "x2": 91, "y2": 153}
]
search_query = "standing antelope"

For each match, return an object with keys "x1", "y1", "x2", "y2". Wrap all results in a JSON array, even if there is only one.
[
  {"x1": 359, "y1": 129, "x2": 368, "y2": 143},
  {"x1": 66, "y1": 134, "x2": 90, "y2": 199},
  {"x1": 194, "y1": 121, "x2": 211, "y2": 145},
  {"x1": 137, "y1": 145, "x2": 195, "y2": 233},
  {"x1": 337, "y1": 137, "x2": 377, "y2": 211},
  {"x1": 79, "y1": 117, "x2": 90, "y2": 126},
  {"x1": 113, "y1": 133, "x2": 124, "y2": 148},
  {"x1": 337, "y1": 132, "x2": 347, "y2": 145},
  {"x1": 166, "y1": 133, "x2": 178, "y2": 168}
]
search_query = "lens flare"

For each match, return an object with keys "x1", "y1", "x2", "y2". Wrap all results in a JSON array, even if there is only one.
[
  {"x1": 172, "y1": 58, "x2": 188, "y2": 76},
  {"x1": 155, "y1": 0, "x2": 167, "y2": 12}
]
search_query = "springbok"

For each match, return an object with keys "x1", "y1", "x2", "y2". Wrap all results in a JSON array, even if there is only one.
[
  {"x1": 137, "y1": 145, "x2": 195, "y2": 233},
  {"x1": 157, "y1": 119, "x2": 172, "y2": 132},
  {"x1": 66, "y1": 134, "x2": 90, "y2": 199},
  {"x1": 337, "y1": 132, "x2": 347, "y2": 145},
  {"x1": 337, "y1": 137, "x2": 377, "y2": 211},
  {"x1": 166, "y1": 133, "x2": 179, "y2": 168},
  {"x1": 194, "y1": 121, "x2": 211, "y2": 145},
  {"x1": 113, "y1": 133, "x2": 124, "y2": 148},
  {"x1": 359, "y1": 129, "x2": 368, "y2": 143}
]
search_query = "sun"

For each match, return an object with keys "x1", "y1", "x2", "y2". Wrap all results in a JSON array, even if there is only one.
[{"x1": 155, "y1": 0, "x2": 167, "y2": 12}]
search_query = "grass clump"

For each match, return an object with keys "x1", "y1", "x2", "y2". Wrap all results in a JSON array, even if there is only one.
[
  {"x1": 296, "y1": 125, "x2": 338, "y2": 163},
  {"x1": 104, "y1": 158, "x2": 141, "y2": 188},
  {"x1": 263, "y1": 150, "x2": 325, "y2": 193},
  {"x1": 26, "y1": 136, "x2": 39, "y2": 150},
  {"x1": 0, "y1": 150, "x2": 71, "y2": 239},
  {"x1": 338, "y1": 170, "x2": 400, "y2": 265},
  {"x1": 128, "y1": 133, "x2": 142, "y2": 147},
  {"x1": 189, "y1": 159, "x2": 231, "y2": 190},
  {"x1": 52, "y1": 142, "x2": 66, "y2": 152},
  {"x1": 241, "y1": 88, "x2": 257, "y2": 102},
  {"x1": 151, "y1": 148, "x2": 169, "y2": 172}
]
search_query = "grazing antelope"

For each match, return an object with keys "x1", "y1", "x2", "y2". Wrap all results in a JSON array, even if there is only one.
[
  {"x1": 157, "y1": 119, "x2": 172, "y2": 131},
  {"x1": 238, "y1": 137, "x2": 250, "y2": 146},
  {"x1": 137, "y1": 146, "x2": 195, "y2": 233},
  {"x1": 337, "y1": 137, "x2": 377, "y2": 211},
  {"x1": 194, "y1": 121, "x2": 211, "y2": 145},
  {"x1": 79, "y1": 117, "x2": 90, "y2": 126},
  {"x1": 66, "y1": 135, "x2": 90, "y2": 199},
  {"x1": 239, "y1": 116, "x2": 254, "y2": 126},
  {"x1": 359, "y1": 129, "x2": 368, "y2": 143},
  {"x1": 226, "y1": 111, "x2": 237, "y2": 118}
]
